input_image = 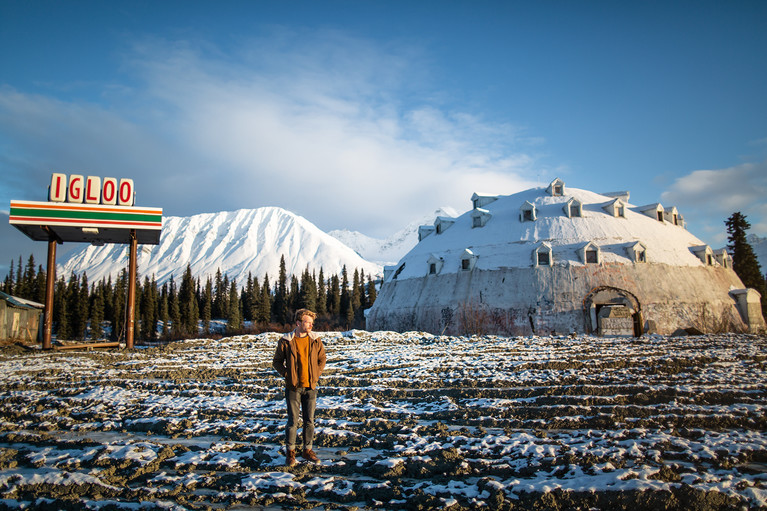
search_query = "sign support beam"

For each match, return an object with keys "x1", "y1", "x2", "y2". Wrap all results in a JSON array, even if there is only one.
[
  {"x1": 126, "y1": 230, "x2": 138, "y2": 350},
  {"x1": 43, "y1": 235, "x2": 57, "y2": 350}
]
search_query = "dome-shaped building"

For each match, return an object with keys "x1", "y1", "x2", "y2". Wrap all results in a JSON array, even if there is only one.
[{"x1": 366, "y1": 179, "x2": 765, "y2": 336}]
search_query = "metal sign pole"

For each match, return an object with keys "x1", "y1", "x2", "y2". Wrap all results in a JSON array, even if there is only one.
[
  {"x1": 126, "y1": 230, "x2": 137, "y2": 349},
  {"x1": 43, "y1": 236, "x2": 57, "y2": 350}
]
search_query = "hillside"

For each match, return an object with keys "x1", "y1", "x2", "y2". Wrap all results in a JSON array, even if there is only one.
[{"x1": 58, "y1": 207, "x2": 382, "y2": 286}]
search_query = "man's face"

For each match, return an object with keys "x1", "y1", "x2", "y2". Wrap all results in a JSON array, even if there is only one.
[{"x1": 296, "y1": 315, "x2": 314, "y2": 335}]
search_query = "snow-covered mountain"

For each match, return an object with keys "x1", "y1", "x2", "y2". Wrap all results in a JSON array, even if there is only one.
[
  {"x1": 328, "y1": 207, "x2": 461, "y2": 265},
  {"x1": 58, "y1": 207, "x2": 382, "y2": 286},
  {"x1": 748, "y1": 234, "x2": 767, "y2": 272}
]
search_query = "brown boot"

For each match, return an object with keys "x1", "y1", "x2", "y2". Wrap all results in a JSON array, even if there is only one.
[
  {"x1": 286, "y1": 449, "x2": 297, "y2": 466},
  {"x1": 302, "y1": 448, "x2": 319, "y2": 463}
]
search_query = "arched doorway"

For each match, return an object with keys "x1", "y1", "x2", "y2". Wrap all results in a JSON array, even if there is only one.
[{"x1": 582, "y1": 286, "x2": 643, "y2": 336}]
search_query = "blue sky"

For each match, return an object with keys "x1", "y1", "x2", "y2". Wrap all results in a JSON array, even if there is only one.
[{"x1": 1, "y1": 0, "x2": 766, "y2": 274}]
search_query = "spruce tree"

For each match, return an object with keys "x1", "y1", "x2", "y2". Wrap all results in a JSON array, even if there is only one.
[
  {"x1": 3, "y1": 259, "x2": 13, "y2": 294},
  {"x1": 316, "y1": 268, "x2": 327, "y2": 315},
  {"x1": 112, "y1": 271, "x2": 126, "y2": 341},
  {"x1": 14, "y1": 256, "x2": 22, "y2": 296},
  {"x1": 339, "y1": 266, "x2": 350, "y2": 321},
  {"x1": 273, "y1": 256, "x2": 289, "y2": 325},
  {"x1": 168, "y1": 276, "x2": 181, "y2": 338},
  {"x1": 159, "y1": 283, "x2": 170, "y2": 339},
  {"x1": 90, "y1": 283, "x2": 105, "y2": 340},
  {"x1": 328, "y1": 274, "x2": 341, "y2": 317},
  {"x1": 78, "y1": 274, "x2": 89, "y2": 341},
  {"x1": 300, "y1": 267, "x2": 317, "y2": 312},
  {"x1": 726, "y1": 212, "x2": 767, "y2": 315},
  {"x1": 54, "y1": 277, "x2": 70, "y2": 340},
  {"x1": 227, "y1": 279, "x2": 242, "y2": 333},
  {"x1": 179, "y1": 264, "x2": 198, "y2": 336},
  {"x1": 34, "y1": 265, "x2": 46, "y2": 304},
  {"x1": 289, "y1": 274, "x2": 300, "y2": 312},
  {"x1": 213, "y1": 268, "x2": 224, "y2": 318},
  {"x1": 201, "y1": 278, "x2": 213, "y2": 334},
  {"x1": 257, "y1": 273, "x2": 271, "y2": 325},
  {"x1": 20, "y1": 254, "x2": 36, "y2": 300},
  {"x1": 366, "y1": 276, "x2": 377, "y2": 307}
]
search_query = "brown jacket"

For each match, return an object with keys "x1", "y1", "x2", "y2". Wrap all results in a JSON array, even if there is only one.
[{"x1": 272, "y1": 330, "x2": 326, "y2": 390}]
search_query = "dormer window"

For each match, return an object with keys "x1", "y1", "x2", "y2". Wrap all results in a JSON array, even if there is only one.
[
  {"x1": 460, "y1": 249, "x2": 478, "y2": 271},
  {"x1": 579, "y1": 242, "x2": 600, "y2": 264},
  {"x1": 627, "y1": 242, "x2": 647, "y2": 263},
  {"x1": 716, "y1": 249, "x2": 732, "y2": 269},
  {"x1": 690, "y1": 245, "x2": 715, "y2": 266},
  {"x1": 533, "y1": 242, "x2": 553, "y2": 267},
  {"x1": 520, "y1": 201, "x2": 537, "y2": 222},
  {"x1": 638, "y1": 203, "x2": 664, "y2": 222},
  {"x1": 547, "y1": 178, "x2": 565, "y2": 196},
  {"x1": 563, "y1": 198, "x2": 582, "y2": 218},
  {"x1": 418, "y1": 225, "x2": 435, "y2": 242},
  {"x1": 471, "y1": 208, "x2": 491, "y2": 228},
  {"x1": 427, "y1": 254, "x2": 444, "y2": 275},
  {"x1": 602, "y1": 198, "x2": 626, "y2": 218},
  {"x1": 434, "y1": 216, "x2": 455, "y2": 235},
  {"x1": 471, "y1": 193, "x2": 498, "y2": 210},
  {"x1": 665, "y1": 207, "x2": 680, "y2": 226}
]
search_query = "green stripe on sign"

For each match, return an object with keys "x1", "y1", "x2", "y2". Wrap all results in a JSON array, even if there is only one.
[{"x1": 10, "y1": 206, "x2": 161, "y2": 224}]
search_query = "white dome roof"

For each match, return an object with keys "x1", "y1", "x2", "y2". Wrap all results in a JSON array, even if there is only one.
[{"x1": 389, "y1": 182, "x2": 711, "y2": 281}]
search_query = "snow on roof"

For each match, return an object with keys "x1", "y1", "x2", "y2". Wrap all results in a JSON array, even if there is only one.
[{"x1": 391, "y1": 186, "x2": 709, "y2": 280}]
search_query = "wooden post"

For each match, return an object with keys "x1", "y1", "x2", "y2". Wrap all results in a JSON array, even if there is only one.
[
  {"x1": 43, "y1": 237, "x2": 57, "y2": 350},
  {"x1": 126, "y1": 229, "x2": 137, "y2": 349}
]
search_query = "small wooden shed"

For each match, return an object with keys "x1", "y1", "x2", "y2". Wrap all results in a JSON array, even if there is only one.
[{"x1": 0, "y1": 291, "x2": 44, "y2": 344}]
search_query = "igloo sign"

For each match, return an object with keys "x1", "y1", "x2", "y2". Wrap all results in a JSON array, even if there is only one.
[{"x1": 49, "y1": 173, "x2": 135, "y2": 207}]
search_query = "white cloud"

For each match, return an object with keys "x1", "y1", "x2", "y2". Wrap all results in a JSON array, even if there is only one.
[
  {"x1": 661, "y1": 161, "x2": 767, "y2": 244},
  {"x1": 0, "y1": 31, "x2": 544, "y2": 238}
]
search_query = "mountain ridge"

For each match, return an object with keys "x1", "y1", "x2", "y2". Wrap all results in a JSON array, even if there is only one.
[{"x1": 57, "y1": 206, "x2": 459, "y2": 286}]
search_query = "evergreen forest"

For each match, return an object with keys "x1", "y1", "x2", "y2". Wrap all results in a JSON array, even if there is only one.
[{"x1": 2, "y1": 253, "x2": 377, "y2": 343}]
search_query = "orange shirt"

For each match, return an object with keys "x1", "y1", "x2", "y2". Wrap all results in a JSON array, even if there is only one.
[{"x1": 295, "y1": 334, "x2": 311, "y2": 387}]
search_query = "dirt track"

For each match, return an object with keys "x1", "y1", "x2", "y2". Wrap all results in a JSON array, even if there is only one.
[{"x1": 0, "y1": 331, "x2": 765, "y2": 510}]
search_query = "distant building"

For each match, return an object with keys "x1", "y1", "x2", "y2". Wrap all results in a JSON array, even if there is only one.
[
  {"x1": 1, "y1": 291, "x2": 44, "y2": 344},
  {"x1": 367, "y1": 179, "x2": 766, "y2": 336}
]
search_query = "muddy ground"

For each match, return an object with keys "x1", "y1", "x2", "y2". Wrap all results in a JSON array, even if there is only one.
[{"x1": 0, "y1": 331, "x2": 765, "y2": 510}]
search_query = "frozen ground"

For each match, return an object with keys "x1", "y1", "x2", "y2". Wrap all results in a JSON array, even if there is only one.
[{"x1": 0, "y1": 331, "x2": 765, "y2": 510}]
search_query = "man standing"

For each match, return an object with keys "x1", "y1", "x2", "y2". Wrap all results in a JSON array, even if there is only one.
[{"x1": 272, "y1": 308, "x2": 326, "y2": 466}]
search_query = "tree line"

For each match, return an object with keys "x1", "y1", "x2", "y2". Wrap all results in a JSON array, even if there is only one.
[{"x1": 2, "y1": 254, "x2": 377, "y2": 343}]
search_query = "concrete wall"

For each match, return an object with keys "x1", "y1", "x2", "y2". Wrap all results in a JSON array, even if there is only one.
[{"x1": 366, "y1": 263, "x2": 756, "y2": 336}]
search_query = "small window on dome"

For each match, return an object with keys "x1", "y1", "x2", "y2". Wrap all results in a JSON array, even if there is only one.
[
  {"x1": 656, "y1": 210, "x2": 664, "y2": 222},
  {"x1": 570, "y1": 204, "x2": 581, "y2": 217},
  {"x1": 537, "y1": 252, "x2": 550, "y2": 266},
  {"x1": 473, "y1": 216, "x2": 482, "y2": 228},
  {"x1": 636, "y1": 248, "x2": 646, "y2": 262},
  {"x1": 617, "y1": 205, "x2": 625, "y2": 217},
  {"x1": 586, "y1": 249, "x2": 598, "y2": 264},
  {"x1": 461, "y1": 258, "x2": 470, "y2": 270},
  {"x1": 429, "y1": 262, "x2": 437, "y2": 274}
]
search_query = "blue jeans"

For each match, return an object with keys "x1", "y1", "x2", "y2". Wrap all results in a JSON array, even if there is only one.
[{"x1": 285, "y1": 387, "x2": 317, "y2": 451}]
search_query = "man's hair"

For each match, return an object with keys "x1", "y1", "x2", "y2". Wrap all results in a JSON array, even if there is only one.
[{"x1": 295, "y1": 308, "x2": 317, "y2": 323}]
